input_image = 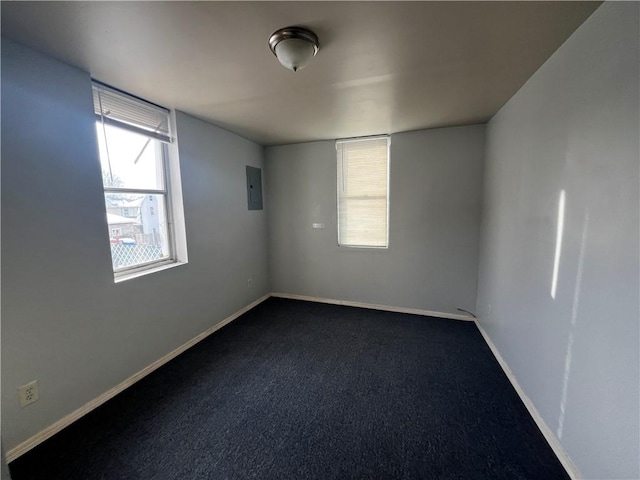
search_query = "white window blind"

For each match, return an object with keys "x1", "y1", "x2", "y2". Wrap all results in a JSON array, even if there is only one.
[
  {"x1": 337, "y1": 136, "x2": 390, "y2": 248},
  {"x1": 92, "y1": 81, "x2": 171, "y2": 143}
]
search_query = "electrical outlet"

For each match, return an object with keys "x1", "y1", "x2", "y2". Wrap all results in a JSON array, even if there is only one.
[
  {"x1": 19, "y1": 380, "x2": 39, "y2": 407},
  {"x1": 248, "y1": 278, "x2": 253, "y2": 288}
]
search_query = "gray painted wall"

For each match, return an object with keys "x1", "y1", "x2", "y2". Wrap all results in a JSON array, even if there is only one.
[
  {"x1": 266, "y1": 126, "x2": 485, "y2": 315},
  {"x1": 1, "y1": 40, "x2": 269, "y2": 451},
  {"x1": 476, "y1": 3, "x2": 639, "y2": 479},
  {"x1": 4, "y1": 4, "x2": 638, "y2": 476},
  {"x1": 1, "y1": 441, "x2": 11, "y2": 479}
]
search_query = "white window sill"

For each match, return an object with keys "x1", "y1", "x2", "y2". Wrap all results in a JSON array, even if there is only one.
[
  {"x1": 337, "y1": 244, "x2": 389, "y2": 252},
  {"x1": 114, "y1": 260, "x2": 187, "y2": 283}
]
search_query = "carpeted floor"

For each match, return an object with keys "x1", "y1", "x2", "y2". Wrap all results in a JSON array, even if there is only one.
[{"x1": 9, "y1": 298, "x2": 569, "y2": 480}]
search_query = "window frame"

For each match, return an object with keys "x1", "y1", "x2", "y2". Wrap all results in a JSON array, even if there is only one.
[
  {"x1": 336, "y1": 135, "x2": 391, "y2": 249},
  {"x1": 94, "y1": 80, "x2": 184, "y2": 280}
]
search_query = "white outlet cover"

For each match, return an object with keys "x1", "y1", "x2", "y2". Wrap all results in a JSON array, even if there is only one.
[
  {"x1": 19, "y1": 380, "x2": 39, "y2": 407},
  {"x1": 312, "y1": 223, "x2": 325, "y2": 229}
]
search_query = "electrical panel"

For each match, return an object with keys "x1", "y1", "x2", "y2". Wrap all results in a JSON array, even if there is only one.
[{"x1": 246, "y1": 166, "x2": 263, "y2": 210}]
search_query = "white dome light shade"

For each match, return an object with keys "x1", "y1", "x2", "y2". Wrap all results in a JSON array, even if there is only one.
[
  {"x1": 269, "y1": 27, "x2": 319, "y2": 72},
  {"x1": 274, "y1": 38, "x2": 316, "y2": 71}
]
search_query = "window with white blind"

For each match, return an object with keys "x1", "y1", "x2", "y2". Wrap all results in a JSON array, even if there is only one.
[
  {"x1": 93, "y1": 80, "x2": 186, "y2": 278},
  {"x1": 337, "y1": 136, "x2": 390, "y2": 248}
]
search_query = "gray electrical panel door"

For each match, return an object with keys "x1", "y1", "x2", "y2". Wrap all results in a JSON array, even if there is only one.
[{"x1": 246, "y1": 166, "x2": 263, "y2": 210}]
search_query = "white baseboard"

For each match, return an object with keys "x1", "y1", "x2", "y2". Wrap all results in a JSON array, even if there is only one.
[
  {"x1": 473, "y1": 319, "x2": 581, "y2": 480},
  {"x1": 270, "y1": 292, "x2": 474, "y2": 321},
  {"x1": 6, "y1": 294, "x2": 270, "y2": 463},
  {"x1": 9, "y1": 292, "x2": 572, "y2": 479}
]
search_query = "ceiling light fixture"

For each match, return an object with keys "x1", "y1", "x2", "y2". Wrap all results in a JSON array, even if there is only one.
[{"x1": 269, "y1": 26, "x2": 319, "y2": 72}]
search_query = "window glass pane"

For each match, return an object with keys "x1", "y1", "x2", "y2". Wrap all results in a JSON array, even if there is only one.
[
  {"x1": 106, "y1": 193, "x2": 171, "y2": 270},
  {"x1": 96, "y1": 122, "x2": 165, "y2": 191},
  {"x1": 342, "y1": 147, "x2": 388, "y2": 197},
  {"x1": 337, "y1": 136, "x2": 389, "y2": 248},
  {"x1": 339, "y1": 197, "x2": 388, "y2": 247}
]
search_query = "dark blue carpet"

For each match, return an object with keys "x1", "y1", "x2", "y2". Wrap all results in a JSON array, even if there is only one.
[{"x1": 9, "y1": 298, "x2": 568, "y2": 479}]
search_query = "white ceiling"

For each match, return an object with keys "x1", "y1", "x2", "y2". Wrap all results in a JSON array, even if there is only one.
[{"x1": 1, "y1": 1, "x2": 599, "y2": 146}]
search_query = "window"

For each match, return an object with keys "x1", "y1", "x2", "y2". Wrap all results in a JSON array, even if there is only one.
[
  {"x1": 94, "y1": 81, "x2": 183, "y2": 277},
  {"x1": 337, "y1": 136, "x2": 390, "y2": 248}
]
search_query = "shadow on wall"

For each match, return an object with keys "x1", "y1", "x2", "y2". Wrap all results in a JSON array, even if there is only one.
[{"x1": 2, "y1": 439, "x2": 12, "y2": 479}]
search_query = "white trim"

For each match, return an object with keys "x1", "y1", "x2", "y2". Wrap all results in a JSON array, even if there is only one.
[
  {"x1": 270, "y1": 292, "x2": 474, "y2": 321},
  {"x1": 473, "y1": 319, "x2": 581, "y2": 480},
  {"x1": 114, "y1": 259, "x2": 183, "y2": 283},
  {"x1": 11, "y1": 291, "x2": 578, "y2": 478},
  {"x1": 6, "y1": 294, "x2": 270, "y2": 463},
  {"x1": 335, "y1": 134, "x2": 390, "y2": 144},
  {"x1": 166, "y1": 109, "x2": 188, "y2": 265}
]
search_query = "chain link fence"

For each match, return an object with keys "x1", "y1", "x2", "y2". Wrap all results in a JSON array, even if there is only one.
[{"x1": 110, "y1": 244, "x2": 164, "y2": 270}]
